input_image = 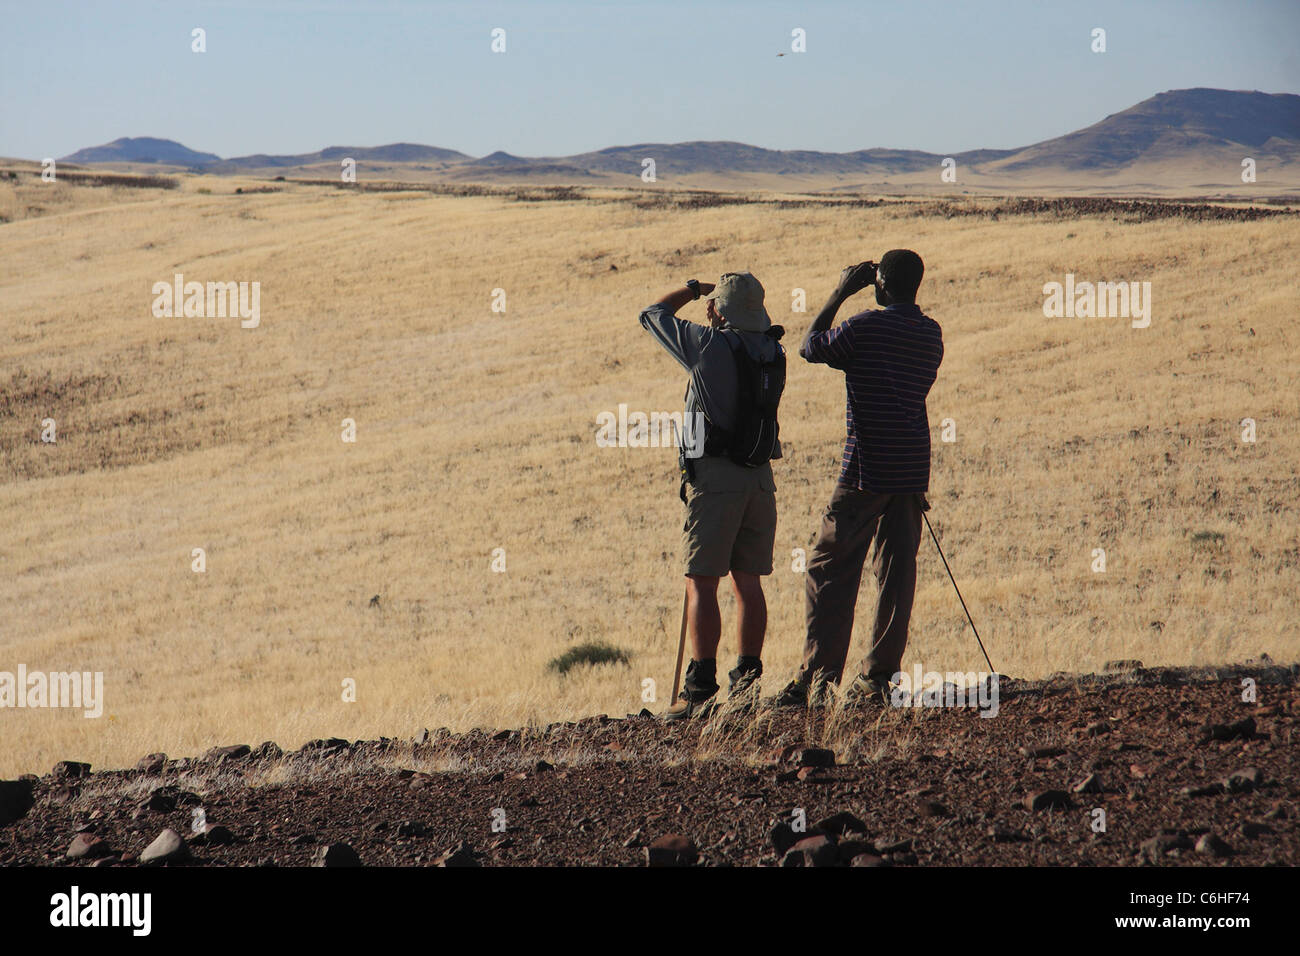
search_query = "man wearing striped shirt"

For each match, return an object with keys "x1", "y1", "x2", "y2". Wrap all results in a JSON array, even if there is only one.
[{"x1": 776, "y1": 250, "x2": 944, "y2": 708}]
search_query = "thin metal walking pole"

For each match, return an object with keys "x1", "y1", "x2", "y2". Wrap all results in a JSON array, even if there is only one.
[
  {"x1": 923, "y1": 511, "x2": 995, "y2": 674},
  {"x1": 670, "y1": 587, "x2": 689, "y2": 703}
]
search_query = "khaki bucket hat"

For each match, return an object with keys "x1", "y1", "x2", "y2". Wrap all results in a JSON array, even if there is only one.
[{"x1": 705, "y1": 271, "x2": 771, "y2": 332}]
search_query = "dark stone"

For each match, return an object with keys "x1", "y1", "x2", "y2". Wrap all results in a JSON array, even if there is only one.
[
  {"x1": 1019, "y1": 746, "x2": 1066, "y2": 758},
  {"x1": 769, "y1": 821, "x2": 826, "y2": 856},
  {"x1": 437, "y1": 841, "x2": 480, "y2": 867},
  {"x1": 1241, "y1": 822, "x2": 1274, "y2": 839},
  {"x1": 407, "y1": 773, "x2": 435, "y2": 791},
  {"x1": 987, "y1": 826, "x2": 1027, "y2": 843},
  {"x1": 53, "y1": 761, "x2": 91, "y2": 779},
  {"x1": 315, "y1": 842, "x2": 362, "y2": 867},
  {"x1": 396, "y1": 820, "x2": 430, "y2": 838},
  {"x1": 1224, "y1": 767, "x2": 1263, "y2": 793},
  {"x1": 918, "y1": 800, "x2": 951, "y2": 818},
  {"x1": 192, "y1": 824, "x2": 234, "y2": 846},
  {"x1": 791, "y1": 748, "x2": 835, "y2": 768},
  {"x1": 1179, "y1": 783, "x2": 1225, "y2": 797},
  {"x1": 1202, "y1": 717, "x2": 1256, "y2": 742},
  {"x1": 815, "y1": 811, "x2": 869, "y2": 837},
  {"x1": 250, "y1": 741, "x2": 283, "y2": 761},
  {"x1": 1195, "y1": 833, "x2": 1233, "y2": 857},
  {"x1": 135, "y1": 753, "x2": 167, "y2": 775},
  {"x1": 0, "y1": 779, "x2": 35, "y2": 827},
  {"x1": 1073, "y1": 773, "x2": 1104, "y2": 794},
  {"x1": 782, "y1": 834, "x2": 837, "y2": 868},
  {"x1": 836, "y1": 839, "x2": 873, "y2": 861},
  {"x1": 1139, "y1": 832, "x2": 1192, "y2": 861},
  {"x1": 202, "y1": 744, "x2": 251, "y2": 763},
  {"x1": 1024, "y1": 790, "x2": 1072, "y2": 811},
  {"x1": 299, "y1": 738, "x2": 348, "y2": 754},
  {"x1": 645, "y1": 834, "x2": 698, "y2": 867},
  {"x1": 140, "y1": 789, "x2": 177, "y2": 813}
]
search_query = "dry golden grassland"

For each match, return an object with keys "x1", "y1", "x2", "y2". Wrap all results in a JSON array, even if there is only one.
[{"x1": 2, "y1": 173, "x2": 1297, "y2": 777}]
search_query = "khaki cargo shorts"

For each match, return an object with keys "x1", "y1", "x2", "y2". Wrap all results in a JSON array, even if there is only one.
[{"x1": 682, "y1": 456, "x2": 777, "y2": 577}]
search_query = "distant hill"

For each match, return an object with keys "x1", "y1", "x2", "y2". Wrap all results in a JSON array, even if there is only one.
[
  {"x1": 206, "y1": 143, "x2": 469, "y2": 173},
  {"x1": 56, "y1": 89, "x2": 1300, "y2": 192},
  {"x1": 564, "y1": 142, "x2": 979, "y2": 176},
  {"x1": 61, "y1": 136, "x2": 221, "y2": 166},
  {"x1": 989, "y1": 88, "x2": 1300, "y2": 173}
]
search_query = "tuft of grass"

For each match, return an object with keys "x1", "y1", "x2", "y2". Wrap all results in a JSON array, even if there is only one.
[
  {"x1": 547, "y1": 641, "x2": 631, "y2": 675},
  {"x1": 1191, "y1": 530, "x2": 1225, "y2": 545}
]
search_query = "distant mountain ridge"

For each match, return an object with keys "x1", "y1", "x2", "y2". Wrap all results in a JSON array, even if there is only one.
[
  {"x1": 62, "y1": 136, "x2": 221, "y2": 166},
  {"x1": 58, "y1": 89, "x2": 1300, "y2": 184}
]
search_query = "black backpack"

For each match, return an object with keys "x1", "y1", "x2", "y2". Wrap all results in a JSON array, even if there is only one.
[{"x1": 703, "y1": 326, "x2": 786, "y2": 467}]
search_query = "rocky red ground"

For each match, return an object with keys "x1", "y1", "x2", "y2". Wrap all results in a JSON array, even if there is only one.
[{"x1": 1, "y1": 663, "x2": 1295, "y2": 867}]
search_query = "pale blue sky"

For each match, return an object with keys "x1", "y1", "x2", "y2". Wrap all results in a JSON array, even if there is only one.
[{"x1": 2, "y1": 0, "x2": 1297, "y2": 160}]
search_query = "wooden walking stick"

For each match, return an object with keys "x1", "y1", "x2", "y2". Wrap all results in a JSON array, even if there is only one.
[{"x1": 670, "y1": 586, "x2": 688, "y2": 704}]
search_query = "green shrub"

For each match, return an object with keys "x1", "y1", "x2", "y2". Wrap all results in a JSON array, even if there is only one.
[{"x1": 547, "y1": 641, "x2": 631, "y2": 675}]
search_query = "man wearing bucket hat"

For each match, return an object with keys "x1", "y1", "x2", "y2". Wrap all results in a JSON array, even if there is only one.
[{"x1": 639, "y1": 272, "x2": 786, "y2": 720}]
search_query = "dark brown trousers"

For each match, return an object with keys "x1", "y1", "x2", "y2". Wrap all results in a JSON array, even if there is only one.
[{"x1": 798, "y1": 485, "x2": 928, "y2": 686}]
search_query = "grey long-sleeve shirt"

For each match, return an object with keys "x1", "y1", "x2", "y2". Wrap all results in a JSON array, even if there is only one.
[{"x1": 638, "y1": 302, "x2": 783, "y2": 460}]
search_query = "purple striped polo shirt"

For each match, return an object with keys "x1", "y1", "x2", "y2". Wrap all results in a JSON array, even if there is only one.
[{"x1": 800, "y1": 303, "x2": 943, "y2": 494}]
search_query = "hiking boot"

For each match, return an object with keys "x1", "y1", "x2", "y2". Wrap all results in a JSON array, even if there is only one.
[
  {"x1": 842, "y1": 674, "x2": 892, "y2": 709},
  {"x1": 770, "y1": 678, "x2": 834, "y2": 709},
  {"x1": 662, "y1": 659, "x2": 720, "y2": 722},
  {"x1": 728, "y1": 659, "x2": 762, "y2": 697},
  {"x1": 662, "y1": 689, "x2": 718, "y2": 721},
  {"x1": 772, "y1": 679, "x2": 808, "y2": 708}
]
